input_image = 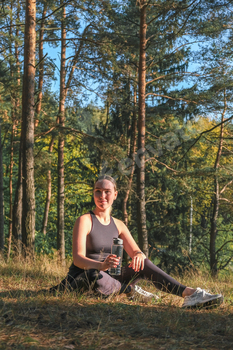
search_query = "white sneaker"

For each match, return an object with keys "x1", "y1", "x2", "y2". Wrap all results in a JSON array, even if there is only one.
[
  {"x1": 127, "y1": 285, "x2": 159, "y2": 303},
  {"x1": 182, "y1": 287, "x2": 223, "y2": 308}
]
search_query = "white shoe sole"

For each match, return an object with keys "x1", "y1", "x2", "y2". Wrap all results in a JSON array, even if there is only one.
[{"x1": 182, "y1": 295, "x2": 223, "y2": 309}]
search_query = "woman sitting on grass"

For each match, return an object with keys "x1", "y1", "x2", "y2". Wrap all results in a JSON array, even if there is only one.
[{"x1": 52, "y1": 175, "x2": 223, "y2": 308}]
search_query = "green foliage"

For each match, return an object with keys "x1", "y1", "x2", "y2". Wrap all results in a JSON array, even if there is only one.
[{"x1": 0, "y1": 0, "x2": 233, "y2": 275}]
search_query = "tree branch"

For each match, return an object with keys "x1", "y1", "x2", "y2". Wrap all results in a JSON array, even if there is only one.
[
  {"x1": 65, "y1": 24, "x2": 92, "y2": 93},
  {"x1": 220, "y1": 179, "x2": 233, "y2": 194},
  {"x1": 218, "y1": 255, "x2": 233, "y2": 270},
  {"x1": 145, "y1": 92, "x2": 197, "y2": 104},
  {"x1": 36, "y1": 0, "x2": 73, "y2": 23},
  {"x1": 215, "y1": 240, "x2": 233, "y2": 256},
  {"x1": 219, "y1": 197, "x2": 233, "y2": 204},
  {"x1": 147, "y1": 157, "x2": 180, "y2": 173},
  {"x1": 59, "y1": 125, "x2": 104, "y2": 140},
  {"x1": 37, "y1": 37, "x2": 103, "y2": 45},
  {"x1": 178, "y1": 114, "x2": 233, "y2": 162}
]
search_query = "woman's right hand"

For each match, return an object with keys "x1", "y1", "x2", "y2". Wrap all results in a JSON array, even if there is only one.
[{"x1": 101, "y1": 254, "x2": 120, "y2": 271}]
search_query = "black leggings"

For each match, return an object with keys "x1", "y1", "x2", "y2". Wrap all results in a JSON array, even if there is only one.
[{"x1": 63, "y1": 259, "x2": 186, "y2": 298}]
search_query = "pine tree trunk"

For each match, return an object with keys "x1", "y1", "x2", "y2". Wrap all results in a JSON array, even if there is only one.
[
  {"x1": 12, "y1": 0, "x2": 22, "y2": 255},
  {"x1": 42, "y1": 136, "x2": 54, "y2": 235},
  {"x1": 7, "y1": 4, "x2": 16, "y2": 260},
  {"x1": 0, "y1": 121, "x2": 4, "y2": 255},
  {"x1": 57, "y1": 3, "x2": 66, "y2": 265},
  {"x1": 21, "y1": 0, "x2": 36, "y2": 255},
  {"x1": 12, "y1": 151, "x2": 23, "y2": 254},
  {"x1": 12, "y1": 115, "x2": 23, "y2": 253},
  {"x1": 7, "y1": 121, "x2": 16, "y2": 261},
  {"x1": 210, "y1": 178, "x2": 219, "y2": 276},
  {"x1": 210, "y1": 89, "x2": 226, "y2": 277},
  {"x1": 15, "y1": 0, "x2": 21, "y2": 108},
  {"x1": 123, "y1": 76, "x2": 137, "y2": 227},
  {"x1": 137, "y1": 1, "x2": 148, "y2": 256},
  {"x1": 35, "y1": 2, "x2": 47, "y2": 127}
]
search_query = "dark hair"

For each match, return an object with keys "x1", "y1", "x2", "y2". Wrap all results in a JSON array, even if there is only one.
[{"x1": 94, "y1": 175, "x2": 117, "y2": 191}]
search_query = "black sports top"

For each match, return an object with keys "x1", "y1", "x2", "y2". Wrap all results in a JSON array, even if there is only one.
[
  {"x1": 86, "y1": 211, "x2": 119, "y2": 261},
  {"x1": 68, "y1": 211, "x2": 119, "y2": 277}
]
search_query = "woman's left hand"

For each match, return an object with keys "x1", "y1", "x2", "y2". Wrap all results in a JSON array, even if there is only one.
[{"x1": 129, "y1": 251, "x2": 146, "y2": 272}]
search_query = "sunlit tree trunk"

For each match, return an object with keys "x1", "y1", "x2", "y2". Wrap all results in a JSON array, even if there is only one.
[
  {"x1": 7, "y1": 1, "x2": 17, "y2": 261},
  {"x1": 123, "y1": 75, "x2": 137, "y2": 227},
  {"x1": 42, "y1": 136, "x2": 54, "y2": 235},
  {"x1": 15, "y1": 0, "x2": 21, "y2": 108},
  {"x1": 12, "y1": 137, "x2": 23, "y2": 254},
  {"x1": 35, "y1": 1, "x2": 47, "y2": 127},
  {"x1": 12, "y1": 0, "x2": 22, "y2": 255},
  {"x1": 137, "y1": 0, "x2": 148, "y2": 256},
  {"x1": 55, "y1": 5, "x2": 87, "y2": 263},
  {"x1": 210, "y1": 89, "x2": 226, "y2": 276},
  {"x1": 0, "y1": 120, "x2": 4, "y2": 256},
  {"x1": 7, "y1": 1, "x2": 14, "y2": 260},
  {"x1": 7, "y1": 121, "x2": 16, "y2": 261},
  {"x1": 21, "y1": 0, "x2": 36, "y2": 255},
  {"x1": 57, "y1": 3, "x2": 66, "y2": 265}
]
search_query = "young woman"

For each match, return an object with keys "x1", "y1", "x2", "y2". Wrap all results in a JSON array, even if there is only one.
[{"x1": 54, "y1": 175, "x2": 223, "y2": 308}]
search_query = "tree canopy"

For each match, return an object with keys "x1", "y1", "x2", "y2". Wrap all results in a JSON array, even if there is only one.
[{"x1": 0, "y1": 0, "x2": 233, "y2": 276}]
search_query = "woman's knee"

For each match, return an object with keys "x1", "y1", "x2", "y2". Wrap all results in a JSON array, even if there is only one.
[{"x1": 95, "y1": 271, "x2": 121, "y2": 296}]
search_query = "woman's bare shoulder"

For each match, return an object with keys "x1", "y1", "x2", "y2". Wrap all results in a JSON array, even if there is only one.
[
  {"x1": 73, "y1": 212, "x2": 92, "y2": 231},
  {"x1": 112, "y1": 217, "x2": 127, "y2": 232},
  {"x1": 78, "y1": 212, "x2": 92, "y2": 220}
]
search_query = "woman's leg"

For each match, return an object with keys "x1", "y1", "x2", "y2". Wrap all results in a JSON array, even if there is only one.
[
  {"x1": 119, "y1": 258, "x2": 187, "y2": 297},
  {"x1": 69, "y1": 269, "x2": 122, "y2": 296}
]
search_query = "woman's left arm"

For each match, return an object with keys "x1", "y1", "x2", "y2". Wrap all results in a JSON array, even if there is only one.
[{"x1": 114, "y1": 219, "x2": 146, "y2": 272}]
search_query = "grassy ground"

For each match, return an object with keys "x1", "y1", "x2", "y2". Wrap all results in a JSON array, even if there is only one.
[{"x1": 0, "y1": 255, "x2": 232, "y2": 350}]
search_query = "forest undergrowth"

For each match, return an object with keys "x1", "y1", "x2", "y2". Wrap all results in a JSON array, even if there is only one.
[{"x1": 0, "y1": 254, "x2": 232, "y2": 350}]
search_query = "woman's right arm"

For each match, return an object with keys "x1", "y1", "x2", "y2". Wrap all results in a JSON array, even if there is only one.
[{"x1": 72, "y1": 214, "x2": 119, "y2": 271}]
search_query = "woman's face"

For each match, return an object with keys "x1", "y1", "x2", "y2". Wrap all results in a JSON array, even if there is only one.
[{"x1": 94, "y1": 179, "x2": 117, "y2": 210}]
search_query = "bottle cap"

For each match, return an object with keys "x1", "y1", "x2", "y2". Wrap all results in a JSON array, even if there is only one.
[{"x1": 113, "y1": 237, "x2": 123, "y2": 245}]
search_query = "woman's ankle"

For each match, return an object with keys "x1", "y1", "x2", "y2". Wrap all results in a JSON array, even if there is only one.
[{"x1": 182, "y1": 287, "x2": 196, "y2": 298}]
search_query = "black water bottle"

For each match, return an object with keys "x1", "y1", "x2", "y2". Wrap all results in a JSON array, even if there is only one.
[{"x1": 110, "y1": 237, "x2": 123, "y2": 275}]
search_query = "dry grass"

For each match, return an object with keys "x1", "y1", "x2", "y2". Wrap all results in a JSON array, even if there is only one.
[{"x1": 0, "y1": 255, "x2": 233, "y2": 350}]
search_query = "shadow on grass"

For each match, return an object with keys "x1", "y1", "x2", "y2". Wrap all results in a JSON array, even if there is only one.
[{"x1": 0, "y1": 290, "x2": 233, "y2": 350}]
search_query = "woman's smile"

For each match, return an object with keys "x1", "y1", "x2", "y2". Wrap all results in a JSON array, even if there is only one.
[{"x1": 93, "y1": 179, "x2": 118, "y2": 210}]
